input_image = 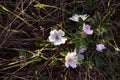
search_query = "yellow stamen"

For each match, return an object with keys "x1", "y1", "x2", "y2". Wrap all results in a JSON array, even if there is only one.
[{"x1": 68, "y1": 57, "x2": 73, "y2": 62}]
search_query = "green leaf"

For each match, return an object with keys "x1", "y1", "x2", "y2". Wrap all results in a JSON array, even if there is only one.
[
  {"x1": 103, "y1": 35, "x2": 114, "y2": 42},
  {"x1": 95, "y1": 55, "x2": 104, "y2": 67},
  {"x1": 96, "y1": 27, "x2": 106, "y2": 35},
  {"x1": 105, "y1": 49, "x2": 113, "y2": 55},
  {"x1": 50, "y1": 60, "x2": 57, "y2": 65},
  {"x1": 94, "y1": 12, "x2": 101, "y2": 24},
  {"x1": 70, "y1": 38, "x2": 80, "y2": 43},
  {"x1": 49, "y1": 58, "x2": 61, "y2": 66},
  {"x1": 88, "y1": 18, "x2": 95, "y2": 24},
  {"x1": 0, "y1": 24, "x2": 4, "y2": 29},
  {"x1": 70, "y1": 33, "x2": 81, "y2": 43},
  {"x1": 85, "y1": 0, "x2": 96, "y2": 14},
  {"x1": 76, "y1": 42, "x2": 82, "y2": 51},
  {"x1": 103, "y1": 23, "x2": 112, "y2": 28},
  {"x1": 19, "y1": 49, "x2": 26, "y2": 56},
  {"x1": 77, "y1": 58, "x2": 83, "y2": 64},
  {"x1": 60, "y1": 52, "x2": 68, "y2": 57},
  {"x1": 12, "y1": 57, "x2": 19, "y2": 61},
  {"x1": 102, "y1": 11, "x2": 111, "y2": 23},
  {"x1": 79, "y1": 17, "x2": 84, "y2": 24},
  {"x1": 86, "y1": 0, "x2": 92, "y2": 7}
]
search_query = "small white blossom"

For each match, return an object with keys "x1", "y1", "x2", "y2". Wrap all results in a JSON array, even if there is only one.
[
  {"x1": 79, "y1": 14, "x2": 89, "y2": 21},
  {"x1": 48, "y1": 29, "x2": 67, "y2": 46},
  {"x1": 65, "y1": 50, "x2": 77, "y2": 68},
  {"x1": 96, "y1": 44, "x2": 106, "y2": 52},
  {"x1": 19, "y1": 56, "x2": 26, "y2": 61},
  {"x1": 77, "y1": 53, "x2": 84, "y2": 60},
  {"x1": 79, "y1": 47, "x2": 87, "y2": 53},
  {"x1": 83, "y1": 23, "x2": 93, "y2": 35},
  {"x1": 69, "y1": 14, "x2": 89, "y2": 22},
  {"x1": 69, "y1": 14, "x2": 80, "y2": 22},
  {"x1": 76, "y1": 47, "x2": 86, "y2": 60}
]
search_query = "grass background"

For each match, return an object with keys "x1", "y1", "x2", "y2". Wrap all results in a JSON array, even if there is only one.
[{"x1": 0, "y1": 0, "x2": 120, "y2": 80}]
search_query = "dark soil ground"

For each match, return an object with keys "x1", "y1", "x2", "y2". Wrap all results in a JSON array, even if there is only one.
[{"x1": 0, "y1": 0, "x2": 120, "y2": 80}]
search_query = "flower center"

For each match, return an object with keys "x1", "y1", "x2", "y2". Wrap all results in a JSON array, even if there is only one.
[
  {"x1": 86, "y1": 25, "x2": 90, "y2": 30},
  {"x1": 68, "y1": 57, "x2": 73, "y2": 62},
  {"x1": 55, "y1": 34, "x2": 60, "y2": 40}
]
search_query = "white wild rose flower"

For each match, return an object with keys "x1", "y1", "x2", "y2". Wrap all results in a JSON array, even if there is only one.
[
  {"x1": 69, "y1": 14, "x2": 89, "y2": 22},
  {"x1": 96, "y1": 44, "x2": 106, "y2": 52},
  {"x1": 83, "y1": 23, "x2": 93, "y2": 35},
  {"x1": 65, "y1": 50, "x2": 77, "y2": 68},
  {"x1": 79, "y1": 14, "x2": 89, "y2": 21},
  {"x1": 69, "y1": 14, "x2": 80, "y2": 22},
  {"x1": 48, "y1": 29, "x2": 67, "y2": 46}
]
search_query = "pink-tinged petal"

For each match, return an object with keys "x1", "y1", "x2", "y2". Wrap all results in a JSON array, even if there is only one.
[
  {"x1": 48, "y1": 36, "x2": 55, "y2": 42},
  {"x1": 48, "y1": 29, "x2": 67, "y2": 46},
  {"x1": 69, "y1": 14, "x2": 80, "y2": 22},
  {"x1": 79, "y1": 47, "x2": 86, "y2": 53},
  {"x1": 58, "y1": 30, "x2": 65, "y2": 36},
  {"x1": 65, "y1": 51, "x2": 77, "y2": 68},
  {"x1": 65, "y1": 53, "x2": 70, "y2": 60},
  {"x1": 53, "y1": 40, "x2": 62, "y2": 45},
  {"x1": 83, "y1": 24, "x2": 87, "y2": 31},
  {"x1": 86, "y1": 30, "x2": 93, "y2": 34},
  {"x1": 19, "y1": 56, "x2": 26, "y2": 61},
  {"x1": 96, "y1": 44, "x2": 106, "y2": 52},
  {"x1": 71, "y1": 52, "x2": 77, "y2": 57},
  {"x1": 77, "y1": 53, "x2": 84, "y2": 60},
  {"x1": 49, "y1": 33, "x2": 60, "y2": 42},
  {"x1": 83, "y1": 23, "x2": 89, "y2": 33},
  {"x1": 53, "y1": 37, "x2": 67, "y2": 45},
  {"x1": 83, "y1": 23, "x2": 93, "y2": 35},
  {"x1": 65, "y1": 62, "x2": 69, "y2": 68},
  {"x1": 61, "y1": 37, "x2": 67, "y2": 44},
  {"x1": 50, "y1": 30, "x2": 57, "y2": 35},
  {"x1": 70, "y1": 62, "x2": 77, "y2": 68},
  {"x1": 49, "y1": 30, "x2": 58, "y2": 42},
  {"x1": 84, "y1": 24, "x2": 90, "y2": 31},
  {"x1": 79, "y1": 14, "x2": 89, "y2": 21},
  {"x1": 69, "y1": 17, "x2": 78, "y2": 22},
  {"x1": 73, "y1": 49, "x2": 77, "y2": 54}
]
